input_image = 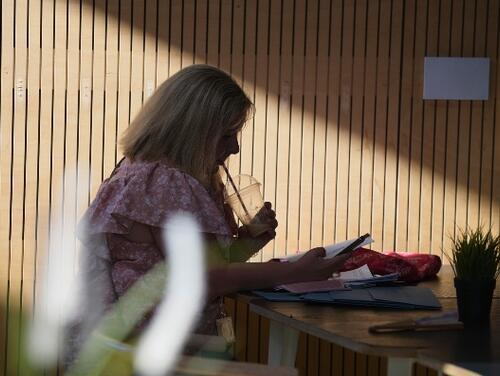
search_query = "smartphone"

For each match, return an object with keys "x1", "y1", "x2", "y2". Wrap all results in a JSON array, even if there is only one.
[{"x1": 336, "y1": 233, "x2": 370, "y2": 256}]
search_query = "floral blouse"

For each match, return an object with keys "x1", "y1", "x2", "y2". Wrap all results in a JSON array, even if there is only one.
[{"x1": 77, "y1": 158, "x2": 238, "y2": 337}]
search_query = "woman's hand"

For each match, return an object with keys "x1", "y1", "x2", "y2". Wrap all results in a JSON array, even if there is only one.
[
  {"x1": 237, "y1": 202, "x2": 278, "y2": 255},
  {"x1": 291, "y1": 247, "x2": 351, "y2": 282}
]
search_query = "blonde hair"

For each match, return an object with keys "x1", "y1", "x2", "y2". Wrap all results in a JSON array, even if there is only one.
[{"x1": 121, "y1": 65, "x2": 253, "y2": 188}]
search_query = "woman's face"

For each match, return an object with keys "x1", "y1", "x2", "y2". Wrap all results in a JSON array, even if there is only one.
[{"x1": 215, "y1": 131, "x2": 240, "y2": 166}]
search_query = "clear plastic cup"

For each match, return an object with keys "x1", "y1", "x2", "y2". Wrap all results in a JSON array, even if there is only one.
[{"x1": 225, "y1": 175, "x2": 270, "y2": 237}]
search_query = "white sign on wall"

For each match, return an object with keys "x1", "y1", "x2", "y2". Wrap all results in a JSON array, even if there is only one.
[{"x1": 423, "y1": 57, "x2": 490, "y2": 100}]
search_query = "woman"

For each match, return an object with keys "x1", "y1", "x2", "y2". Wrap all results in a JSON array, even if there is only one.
[{"x1": 77, "y1": 65, "x2": 350, "y2": 343}]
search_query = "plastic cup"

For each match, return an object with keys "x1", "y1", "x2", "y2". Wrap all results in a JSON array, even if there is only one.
[{"x1": 225, "y1": 175, "x2": 271, "y2": 237}]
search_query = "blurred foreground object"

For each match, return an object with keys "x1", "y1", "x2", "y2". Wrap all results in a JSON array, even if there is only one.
[{"x1": 134, "y1": 213, "x2": 206, "y2": 375}]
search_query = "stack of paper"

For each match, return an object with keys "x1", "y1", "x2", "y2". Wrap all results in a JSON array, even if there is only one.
[
  {"x1": 277, "y1": 265, "x2": 399, "y2": 294},
  {"x1": 279, "y1": 279, "x2": 346, "y2": 294},
  {"x1": 279, "y1": 236, "x2": 374, "y2": 262},
  {"x1": 338, "y1": 265, "x2": 400, "y2": 288},
  {"x1": 254, "y1": 286, "x2": 441, "y2": 310},
  {"x1": 305, "y1": 286, "x2": 441, "y2": 309}
]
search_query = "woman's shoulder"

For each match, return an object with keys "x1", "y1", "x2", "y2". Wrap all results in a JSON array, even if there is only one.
[
  {"x1": 115, "y1": 158, "x2": 193, "y2": 182},
  {"x1": 118, "y1": 158, "x2": 216, "y2": 203},
  {"x1": 80, "y1": 158, "x2": 233, "y2": 237}
]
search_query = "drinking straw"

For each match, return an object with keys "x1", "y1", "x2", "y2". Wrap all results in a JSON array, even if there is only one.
[{"x1": 222, "y1": 164, "x2": 251, "y2": 219}]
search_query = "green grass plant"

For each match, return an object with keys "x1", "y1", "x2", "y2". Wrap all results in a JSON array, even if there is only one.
[{"x1": 447, "y1": 227, "x2": 500, "y2": 281}]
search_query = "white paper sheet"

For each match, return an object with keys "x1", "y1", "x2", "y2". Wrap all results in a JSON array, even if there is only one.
[{"x1": 280, "y1": 235, "x2": 374, "y2": 262}]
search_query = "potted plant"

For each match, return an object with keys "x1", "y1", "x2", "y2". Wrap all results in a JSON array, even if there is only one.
[{"x1": 448, "y1": 227, "x2": 500, "y2": 327}]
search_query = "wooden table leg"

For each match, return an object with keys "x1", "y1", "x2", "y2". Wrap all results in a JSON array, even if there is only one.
[
  {"x1": 387, "y1": 357, "x2": 414, "y2": 376},
  {"x1": 267, "y1": 320, "x2": 300, "y2": 367}
]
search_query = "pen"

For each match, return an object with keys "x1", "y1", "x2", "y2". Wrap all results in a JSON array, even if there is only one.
[{"x1": 336, "y1": 233, "x2": 371, "y2": 256}]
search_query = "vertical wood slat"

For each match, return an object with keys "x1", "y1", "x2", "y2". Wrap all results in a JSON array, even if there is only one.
[
  {"x1": 419, "y1": 0, "x2": 439, "y2": 254},
  {"x1": 169, "y1": 0, "x2": 182, "y2": 75},
  {"x1": 90, "y1": 0, "x2": 106, "y2": 204},
  {"x1": 335, "y1": 0, "x2": 354, "y2": 243},
  {"x1": 129, "y1": 0, "x2": 146, "y2": 122},
  {"x1": 258, "y1": 315, "x2": 270, "y2": 364},
  {"x1": 206, "y1": 0, "x2": 220, "y2": 68},
  {"x1": 227, "y1": 0, "x2": 245, "y2": 181},
  {"x1": 220, "y1": 0, "x2": 235, "y2": 178},
  {"x1": 396, "y1": 0, "x2": 416, "y2": 252},
  {"x1": 77, "y1": 0, "x2": 93, "y2": 221},
  {"x1": 240, "y1": 0, "x2": 257, "y2": 260},
  {"x1": 467, "y1": 0, "x2": 488, "y2": 229},
  {"x1": 322, "y1": 0, "x2": 343, "y2": 248},
  {"x1": 103, "y1": 0, "x2": 119, "y2": 177},
  {"x1": 234, "y1": 299, "x2": 248, "y2": 361},
  {"x1": 306, "y1": 335, "x2": 320, "y2": 375},
  {"x1": 6, "y1": 0, "x2": 29, "y2": 373},
  {"x1": 274, "y1": 0, "x2": 293, "y2": 258},
  {"x1": 144, "y1": 0, "x2": 158, "y2": 100},
  {"x1": 332, "y1": 343, "x2": 344, "y2": 375},
  {"x1": 346, "y1": 0, "x2": 367, "y2": 241},
  {"x1": 286, "y1": 0, "x2": 307, "y2": 254},
  {"x1": 414, "y1": 363, "x2": 428, "y2": 376},
  {"x1": 430, "y1": 0, "x2": 451, "y2": 256},
  {"x1": 455, "y1": 0, "x2": 476, "y2": 232},
  {"x1": 219, "y1": 0, "x2": 232, "y2": 74},
  {"x1": 359, "y1": 0, "x2": 379, "y2": 248},
  {"x1": 383, "y1": 0, "x2": 404, "y2": 250},
  {"x1": 19, "y1": 1, "x2": 42, "y2": 364},
  {"x1": 116, "y1": 0, "x2": 133, "y2": 159},
  {"x1": 182, "y1": 0, "x2": 196, "y2": 68},
  {"x1": 0, "y1": 1, "x2": 14, "y2": 373},
  {"x1": 367, "y1": 355, "x2": 380, "y2": 376},
  {"x1": 246, "y1": 310, "x2": 260, "y2": 363},
  {"x1": 343, "y1": 348, "x2": 356, "y2": 376},
  {"x1": 443, "y1": 0, "x2": 464, "y2": 254},
  {"x1": 480, "y1": 0, "x2": 499, "y2": 231},
  {"x1": 371, "y1": 0, "x2": 390, "y2": 249},
  {"x1": 355, "y1": 353, "x2": 368, "y2": 376},
  {"x1": 407, "y1": 0, "x2": 428, "y2": 252},
  {"x1": 298, "y1": 0, "x2": 319, "y2": 252},
  {"x1": 157, "y1": 0, "x2": 170, "y2": 86},
  {"x1": 493, "y1": 0, "x2": 500, "y2": 235},
  {"x1": 318, "y1": 339, "x2": 331, "y2": 376},
  {"x1": 310, "y1": 0, "x2": 332, "y2": 249},
  {"x1": 263, "y1": 0, "x2": 281, "y2": 259},
  {"x1": 22, "y1": 0, "x2": 42, "y2": 321},
  {"x1": 35, "y1": 0, "x2": 54, "y2": 339},
  {"x1": 194, "y1": 0, "x2": 208, "y2": 65},
  {"x1": 239, "y1": 0, "x2": 257, "y2": 176},
  {"x1": 64, "y1": 0, "x2": 81, "y2": 278},
  {"x1": 51, "y1": 5, "x2": 68, "y2": 374},
  {"x1": 295, "y1": 332, "x2": 308, "y2": 376},
  {"x1": 252, "y1": 0, "x2": 269, "y2": 253}
]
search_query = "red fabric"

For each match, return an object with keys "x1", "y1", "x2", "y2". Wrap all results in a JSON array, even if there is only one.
[{"x1": 340, "y1": 248, "x2": 442, "y2": 282}]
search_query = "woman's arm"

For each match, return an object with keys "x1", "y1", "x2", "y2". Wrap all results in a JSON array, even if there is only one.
[
  {"x1": 206, "y1": 248, "x2": 350, "y2": 300},
  {"x1": 151, "y1": 226, "x2": 349, "y2": 300},
  {"x1": 226, "y1": 228, "x2": 275, "y2": 262}
]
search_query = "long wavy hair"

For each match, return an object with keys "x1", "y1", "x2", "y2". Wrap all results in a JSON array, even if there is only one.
[{"x1": 121, "y1": 65, "x2": 253, "y2": 190}]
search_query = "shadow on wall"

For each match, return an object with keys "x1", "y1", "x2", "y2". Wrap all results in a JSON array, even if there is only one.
[{"x1": 82, "y1": 0, "x2": 498, "y2": 218}]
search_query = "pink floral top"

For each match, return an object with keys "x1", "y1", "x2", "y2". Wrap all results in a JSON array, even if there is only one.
[{"x1": 77, "y1": 158, "x2": 238, "y2": 336}]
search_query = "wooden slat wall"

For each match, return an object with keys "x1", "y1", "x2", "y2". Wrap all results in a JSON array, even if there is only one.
[{"x1": 1, "y1": 0, "x2": 499, "y2": 374}]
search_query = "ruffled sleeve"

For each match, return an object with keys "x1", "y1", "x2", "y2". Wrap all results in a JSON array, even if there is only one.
[{"x1": 79, "y1": 159, "x2": 234, "y2": 241}]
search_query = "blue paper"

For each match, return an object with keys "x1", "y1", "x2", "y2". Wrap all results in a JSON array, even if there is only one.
[
  {"x1": 368, "y1": 286, "x2": 441, "y2": 309},
  {"x1": 255, "y1": 286, "x2": 441, "y2": 309},
  {"x1": 252, "y1": 291, "x2": 303, "y2": 302}
]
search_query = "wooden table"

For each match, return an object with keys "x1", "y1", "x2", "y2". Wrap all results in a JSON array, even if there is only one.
[{"x1": 245, "y1": 266, "x2": 500, "y2": 376}]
